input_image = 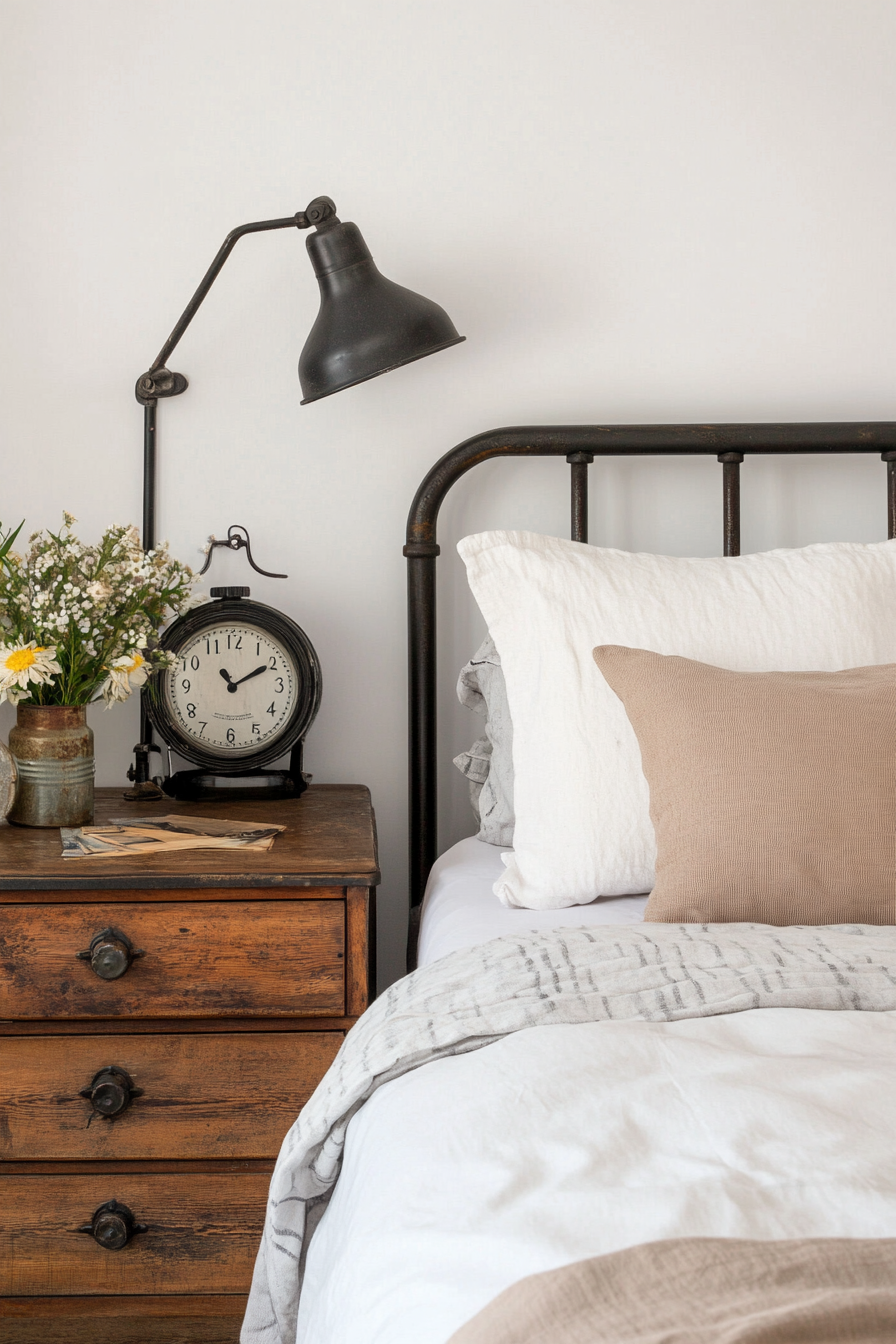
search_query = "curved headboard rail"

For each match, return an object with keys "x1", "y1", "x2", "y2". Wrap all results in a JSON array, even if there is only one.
[{"x1": 404, "y1": 421, "x2": 896, "y2": 968}]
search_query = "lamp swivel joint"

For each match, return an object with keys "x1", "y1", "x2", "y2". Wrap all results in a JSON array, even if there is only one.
[
  {"x1": 135, "y1": 367, "x2": 189, "y2": 406},
  {"x1": 295, "y1": 197, "x2": 339, "y2": 231}
]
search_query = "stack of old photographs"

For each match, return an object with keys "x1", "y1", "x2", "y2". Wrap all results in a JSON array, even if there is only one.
[{"x1": 61, "y1": 815, "x2": 285, "y2": 859}]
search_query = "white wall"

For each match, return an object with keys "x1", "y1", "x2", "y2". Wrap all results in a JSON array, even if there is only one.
[{"x1": 2, "y1": 0, "x2": 894, "y2": 988}]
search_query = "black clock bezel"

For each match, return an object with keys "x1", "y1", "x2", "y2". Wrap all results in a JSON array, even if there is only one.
[{"x1": 144, "y1": 597, "x2": 322, "y2": 773}]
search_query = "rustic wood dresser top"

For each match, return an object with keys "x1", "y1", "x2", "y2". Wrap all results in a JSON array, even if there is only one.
[{"x1": 0, "y1": 783, "x2": 380, "y2": 890}]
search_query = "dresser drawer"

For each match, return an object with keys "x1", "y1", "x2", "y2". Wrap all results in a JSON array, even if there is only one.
[
  {"x1": 0, "y1": 1300, "x2": 246, "y2": 1344},
  {"x1": 0, "y1": 901, "x2": 344, "y2": 1019},
  {"x1": 0, "y1": 1172, "x2": 268, "y2": 1295},
  {"x1": 0, "y1": 1032, "x2": 341, "y2": 1160}
]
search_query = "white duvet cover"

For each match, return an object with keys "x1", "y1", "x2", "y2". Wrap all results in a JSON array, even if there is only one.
[
  {"x1": 239, "y1": 921, "x2": 896, "y2": 1344},
  {"x1": 297, "y1": 1006, "x2": 896, "y2": 1344}
]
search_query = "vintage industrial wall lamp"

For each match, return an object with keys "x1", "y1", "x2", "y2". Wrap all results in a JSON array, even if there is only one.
[{"x1": 129, "y1": 194, "x2": 464, "y2": 790}]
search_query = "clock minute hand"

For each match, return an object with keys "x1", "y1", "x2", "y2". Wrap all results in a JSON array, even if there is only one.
[{"x1": 228, "y1": 664, "x2": 269, "y2": 691}]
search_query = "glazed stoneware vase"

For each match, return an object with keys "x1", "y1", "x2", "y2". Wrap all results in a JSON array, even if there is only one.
[{"x1": 7, "y1": 704, "x2": 95, "y2": 827}]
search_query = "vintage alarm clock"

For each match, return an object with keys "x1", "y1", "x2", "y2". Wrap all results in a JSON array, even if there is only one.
[{"x1": 144, "y1": 531, "x2": 321, "y2": 801}]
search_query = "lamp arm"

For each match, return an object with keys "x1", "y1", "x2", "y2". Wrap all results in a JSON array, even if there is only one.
[
  {"x1": 147, "y1": 215, "x2": 303, "y2": 378},
  {"x1": 135, "y1": 197, "x2": 337, "y2": 402}
]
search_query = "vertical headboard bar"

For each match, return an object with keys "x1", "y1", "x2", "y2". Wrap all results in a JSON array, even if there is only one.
[
  {"x1": 718, "y1": 452, "x2": 744, "y2": 557},
  {"x1": 885, "y1": 452, "x2": 896, "y2": 540},
  {"x1": 567, "y1": 451, "x2": 594, "y2": 543}
]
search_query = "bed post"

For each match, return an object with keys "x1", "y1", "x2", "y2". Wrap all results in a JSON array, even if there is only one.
[{"x1": 404, "y1": 539, "x2": 439, "y2": 966}]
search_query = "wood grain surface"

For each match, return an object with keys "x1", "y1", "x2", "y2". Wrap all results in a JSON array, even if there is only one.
[
  {"x1": 0, "y1": 885, "x2": 345, "y2": 905},
  {"x1": 0, "y1": 785, "x2": 380, "y2": 890},
  {"x1": 0, "y1": 1312, "x2": 244, "y2": 1344},
  {"x1": 0, "y1": 1033, "x2": 341, "y2": 1160},
  {"x1": 0, "y1": 1297, "x2": 247, "y2": 1344},
  {"x1": 0, "y1": 901, "x2": 345, "y2": 1019},
  {"x1": 1, "y1": 1294, "x2": 246, "y2": 1315},
  {"x1": 1, "y1": 1015, "x2": 357, "y2": 1035},
  {"x1": 0, "y1": 1171, "x2": 269, "y2": 1295},
  {"x1": 346, "y1": 886, "x2": 373, "y2": 1017}
]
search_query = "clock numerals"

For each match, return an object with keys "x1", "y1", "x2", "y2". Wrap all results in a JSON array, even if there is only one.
[
  {"x1": 146, "y1": 596, "x2": 320, "y2": 784},
  {"x1": 166, "y1": 623, "x2": 298, "y2": 755}
]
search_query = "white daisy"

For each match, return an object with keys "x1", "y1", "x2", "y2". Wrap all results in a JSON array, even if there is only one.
[
  {"x1": 0, "y1": 641, "x2": 62, "y2": 705},
  {"x1": 101, "y1": 652, "x2": 149, "y2": 705}
]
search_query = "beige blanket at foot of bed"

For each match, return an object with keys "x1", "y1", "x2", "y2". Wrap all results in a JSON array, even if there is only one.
[{"x1": 447, "y1": 1237, "x2": 896, "y2": 1344}]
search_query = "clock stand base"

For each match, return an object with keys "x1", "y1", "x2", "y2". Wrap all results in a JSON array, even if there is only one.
[
  {"x1": 162, "y1": 768, "x2": 310, "y2": 802},
  {"x1": 161, "y1": 743, "x2": 310, "y2": 803}
]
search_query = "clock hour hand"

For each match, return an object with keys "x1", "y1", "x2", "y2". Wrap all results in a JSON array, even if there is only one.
[
  {"x1": 226, "y1": 665, "x2": 269, "y2": 693},
  {"x1": 219, "y1": 668, "x2": 236, "y2": 687}
]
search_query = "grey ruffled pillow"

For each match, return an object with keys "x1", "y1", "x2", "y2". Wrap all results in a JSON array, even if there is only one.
[{"x1": 453, "y1": 636, "x2": 515, "y2": 846}]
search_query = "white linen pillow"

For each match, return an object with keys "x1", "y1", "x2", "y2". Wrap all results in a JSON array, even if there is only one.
[{"x1": 457, "y1": 530, "x2": 896, "y2": 909}]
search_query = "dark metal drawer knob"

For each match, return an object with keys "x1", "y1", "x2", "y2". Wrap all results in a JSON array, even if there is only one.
[
  {"x1": 77, "y1": 1199, "x2": 147, "y2": 1251},
  {"x1": 79, "y1": 1065, "x2": 143, "y2": 1119},
  {"x1": 76, "y1": 927, "x2": 145, "y2": 980}
]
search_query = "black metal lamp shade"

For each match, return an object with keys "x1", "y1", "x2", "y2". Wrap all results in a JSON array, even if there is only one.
[{"x1": 299, "y1": 219, "x2": 465, "y2": 404}]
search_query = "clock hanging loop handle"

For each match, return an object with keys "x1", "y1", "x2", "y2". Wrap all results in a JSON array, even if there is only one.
[{"x1": 198, "y1": 525, "x2": 288, "y2": 580}]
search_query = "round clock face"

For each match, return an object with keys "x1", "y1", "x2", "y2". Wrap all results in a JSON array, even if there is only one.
[
  {"x1": 146, "y1": 598, "x2": 322, "y2": 772},
  {"x1": 167, "y1": 622, "x2": 298, "y2": 756}
]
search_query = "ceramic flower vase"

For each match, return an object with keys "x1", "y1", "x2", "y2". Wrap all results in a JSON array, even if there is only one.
[{"x1": 7, "y1": 705, "x2": 95, "y2": 827}]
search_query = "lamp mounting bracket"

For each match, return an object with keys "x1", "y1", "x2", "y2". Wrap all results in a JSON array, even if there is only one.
[{"x1": 135, "y1": 367, "x2": 188, "y2": 406}]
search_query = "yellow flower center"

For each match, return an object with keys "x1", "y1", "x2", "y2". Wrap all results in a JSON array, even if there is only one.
[
  {"x1": 127, "y1": 654, "x2": 144, "y2": 671},
  {"x1": 4, "y1": 647, "x2": 43, "y2": 673}
]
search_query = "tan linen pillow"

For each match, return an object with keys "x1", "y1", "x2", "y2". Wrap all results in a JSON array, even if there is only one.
[{"x1": 592, "y1": 645, "x2": 896, "y2": 925}]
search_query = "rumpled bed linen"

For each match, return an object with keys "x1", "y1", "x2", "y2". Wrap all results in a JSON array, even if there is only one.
[
  {"x1": 241, "y1": 923, "x2": 896, "y2": 1344},
  {"x1": 447, "y1": 1237, "x2": 896, "y2": 1344}
]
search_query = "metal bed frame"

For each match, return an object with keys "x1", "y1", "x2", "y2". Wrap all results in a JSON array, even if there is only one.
[{"x1": 404, "y1": 421, "x2": 896, "y2": 967}]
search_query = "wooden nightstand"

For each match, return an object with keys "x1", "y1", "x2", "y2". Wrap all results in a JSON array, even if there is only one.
[{"x1": 0, "y1": 784, "x2": 378, "y2": 1344}]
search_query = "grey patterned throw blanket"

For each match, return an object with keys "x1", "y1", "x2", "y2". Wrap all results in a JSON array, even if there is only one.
[{"x1": 241, "y1": 923, "x2": 896, "y2": 1344}]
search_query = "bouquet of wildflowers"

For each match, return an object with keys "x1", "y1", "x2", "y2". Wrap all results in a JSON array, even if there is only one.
[{"x1": 0, "y1": 514, "x2": 198, "y2": 708}]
